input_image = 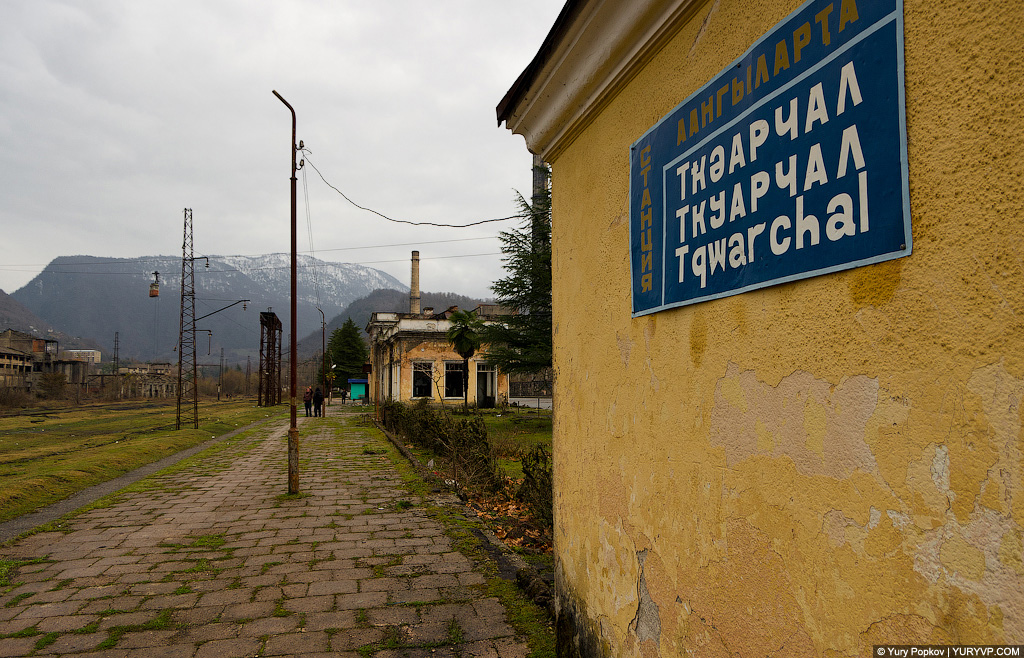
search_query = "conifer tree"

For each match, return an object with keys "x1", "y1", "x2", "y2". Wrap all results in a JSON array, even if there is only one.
[
  {"x1": 482, "y1": 175, "x2": 552, "y2": 374},
  {"x1": 325, "y1": 318, "x2": 368, "y2": 393}
]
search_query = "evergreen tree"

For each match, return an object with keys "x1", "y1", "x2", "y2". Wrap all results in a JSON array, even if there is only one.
[
  {"x1": 482, "y1": 175, "x2": 552, "y2": 374},
  {"x1": 325, "y1": 318, "x2": 368, "y2": 392}
]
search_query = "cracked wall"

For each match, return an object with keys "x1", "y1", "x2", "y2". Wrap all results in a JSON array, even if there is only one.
[{"x1": 545, "y1": 0, "x2": 1024, "y2": 655}]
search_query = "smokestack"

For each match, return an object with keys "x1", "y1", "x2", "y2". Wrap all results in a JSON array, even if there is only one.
[{"x1": 410, "y1": 251, "x2": 421, "y2": 315}]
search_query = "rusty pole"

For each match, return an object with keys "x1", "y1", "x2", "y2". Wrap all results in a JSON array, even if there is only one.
[
  {"x1": 317, "y1": 306, "x2": 327, "y2": 413},
  {"x1": 273, "y1": 89, "x2": 300, "y2": 494}
]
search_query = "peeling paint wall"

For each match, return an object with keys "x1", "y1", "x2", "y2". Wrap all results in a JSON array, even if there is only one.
[{"x1": 547, "y1": 0, "x2": 1024, "y2": 655}]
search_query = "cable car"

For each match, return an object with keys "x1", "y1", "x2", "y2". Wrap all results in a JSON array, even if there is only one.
[{"x1": 149, "y1": 271, "x2": 160, "y2": 297}]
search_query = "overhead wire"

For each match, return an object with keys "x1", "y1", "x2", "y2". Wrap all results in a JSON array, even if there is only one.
[
  {"x1": 301, "y1": 151, "x2": 520, "y2": 228},
  {"x1": 4, "y1": 142, "x2": 523, "y2": 285},
  {"x1": 300, "y1": 160, "x2": 323, "y2": 312}
]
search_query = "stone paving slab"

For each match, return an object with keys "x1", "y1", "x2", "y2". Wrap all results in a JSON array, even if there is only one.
[{"x1": 0, "y1": 413, "x2": 533, "y2": 657}]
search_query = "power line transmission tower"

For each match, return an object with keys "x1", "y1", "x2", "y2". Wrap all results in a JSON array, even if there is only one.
[
  {"x1": 258, "y1": 311, "x2": 282, "y2": 407},
  {"x1": 177, "y1": 208, "x2": 199, "y2": 429},
  {"x1": 112, "y1": 332, "x2": 120, "y2": 398}
]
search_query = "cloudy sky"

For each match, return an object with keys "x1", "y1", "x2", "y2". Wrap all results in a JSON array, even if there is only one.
[{"x1": 0, "y1": 1, "x2": 562, "y2": 299}]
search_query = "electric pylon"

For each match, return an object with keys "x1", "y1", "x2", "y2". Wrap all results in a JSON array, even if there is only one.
[
  {"x1": 176, "y1": 208, "x2": 199, "y2": 429},
  {"x1": 113, "y1": 332, "x2": 120, "y2": 398}
]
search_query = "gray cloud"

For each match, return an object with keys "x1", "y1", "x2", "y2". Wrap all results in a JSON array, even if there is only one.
[{"x1": 0, "y1": 0, "x2": 559, "y2": 299}]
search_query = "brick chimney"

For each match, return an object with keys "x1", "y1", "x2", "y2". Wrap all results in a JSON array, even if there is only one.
[{"x1": 410, "y1": 251, "x2": 421, "y2": 315}]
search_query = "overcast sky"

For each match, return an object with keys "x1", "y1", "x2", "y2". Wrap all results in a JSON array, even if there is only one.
[{"x1": 0, "y1": 1, "x2": 562, "y2": 300}]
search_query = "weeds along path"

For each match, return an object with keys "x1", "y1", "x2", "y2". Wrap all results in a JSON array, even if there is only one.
[{"x1": 0, "y1": 411, "x2": 551, "y2": 657}]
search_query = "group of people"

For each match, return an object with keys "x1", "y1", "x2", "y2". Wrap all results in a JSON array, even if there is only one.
[{"x1": 302, "y1": 386, "x2": 324, "y2": 417}]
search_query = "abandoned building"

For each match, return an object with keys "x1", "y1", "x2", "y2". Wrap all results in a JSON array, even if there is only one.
[
  {"x1": 118, "y1": 362, "x2": 177, "y2": 398},
  {"x1": 499, "y1": 0, "x2": 1022, "y2": 654},
  {"x1": 366, "y1": 252, "x2": 509, "y2": 408},
  {"x1": 61, "y1": 349, "x2": 102, "y2": 364},
  {"x1": 0, "y1": 328, "x2": 87, "y2": 392},
  {"x1": 0, "y1": 345, "x2": 32, "y2": 389}
]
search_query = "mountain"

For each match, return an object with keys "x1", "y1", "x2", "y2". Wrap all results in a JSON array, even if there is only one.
[
  {"x1": 296, "y1": 288, "x2": 488, "y2": 359},
  {"x1": 11, "y1": 255, "x2": 406, "y2": 363},
  {"x1": 0, "y1": 289, "x2": 54, "y2": 336},
  {"x1": 0, "y1": 289, "x2": 103, "y2": 352}
]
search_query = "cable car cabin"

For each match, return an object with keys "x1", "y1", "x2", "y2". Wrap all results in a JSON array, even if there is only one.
[{"x1": 149, "y1": 282, "x2": 159, "y2": 297}]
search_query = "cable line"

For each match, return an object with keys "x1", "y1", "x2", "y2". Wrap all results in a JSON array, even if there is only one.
[{"x1": 302, "y1": 153, "x2": 519, "y2": 228}]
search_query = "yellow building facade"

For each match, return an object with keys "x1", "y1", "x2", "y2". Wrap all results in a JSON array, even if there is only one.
[{"x1": 500, "y1": 0, "x2": 1022, "y2": 655}]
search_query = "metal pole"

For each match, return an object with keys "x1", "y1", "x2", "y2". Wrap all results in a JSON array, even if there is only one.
[
  {"x1": 273, "y1": 89, "x2": 300, "y2": 494},
  {"x1": 318, "y1": 307, "x2": 326, "y2": 414}
]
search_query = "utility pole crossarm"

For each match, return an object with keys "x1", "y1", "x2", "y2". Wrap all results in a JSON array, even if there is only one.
[{"x1": 195, "y1": 299, "x2": 250, "y2": 322}]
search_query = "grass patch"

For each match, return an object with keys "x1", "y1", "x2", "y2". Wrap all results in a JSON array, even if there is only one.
[
  {"x1": 358, "y1": 625, "x2": 404, "y2": 656},
  {"x1": 0, "y1": 624, "x2": 39, "y2": 640},
  {"x1": 188, "y1": 534, "x2": 226, "y2": 550},
  {"x1": 260, "y1": 561, "x2": 283, "y2": 575},
  {"x1": 446, "y1": 617, "x2": 465, "y2": 644},
  {"x1": 0, "y1": 557, "x2": 46, "y2": 588},
  {"x1": 371, "y1": 555, "x2": 402, "y2": 578},
  {"x1": 179, "y1": 559, "x2": 221, "y2": 576},
  {"x1": 34, "y1": 632, "x2": 59, "y2": 651},
  {"x1": 274, "y1": 492, "x2": 312, "y2": 506},
  {"x1": 4, "y1": 592, "x2": 33, "y2": 608},
  {"x1": 96, "y1": 608, "x2": 174, "y2": 650},
  {"x1": 487, "y1": 578, "x2": 555, "y2": 658},
  {"x1": 0, "y1": 400, "x2": 284, "y2": 524}
]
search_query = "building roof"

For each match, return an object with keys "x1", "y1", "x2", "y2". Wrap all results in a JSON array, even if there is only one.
[
  {"x1": 496, "y1": 0, "x2": 701, "y2": 159},
  {"x1": 495, "y1": 0, "x2": 586, "y2": 127}
]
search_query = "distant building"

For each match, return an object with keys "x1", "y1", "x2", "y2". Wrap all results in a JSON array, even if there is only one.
[
  {"x1": 0, "y1": 328, "x2": 62, "y2": 392},
  {"x1": 61, "y1": 349, "x2": 102, "y2": 364},
  {"x1": 366, "y1": 253, "x2": 509, "y2": 407},
  {"x1": 118, "y1": 362, "x2": 177, "y2": 398},
  {"x1": 0, "y1": 346, "x2": 32, "y2": 389}
]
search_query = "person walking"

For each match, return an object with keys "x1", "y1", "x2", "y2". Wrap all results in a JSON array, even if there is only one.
[
  {"x1": 303, "y1": 386, "x2": 313, "y2": 417},
  {"x1": 313, "y1": 387, "x2": 324, "y2": 417}
]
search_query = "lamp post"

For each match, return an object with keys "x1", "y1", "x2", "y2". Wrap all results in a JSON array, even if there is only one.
[
  {"x1": 273, "y1": 89, "x2": 300, "y2": 495},
  {"x1": 317, "y1": 306, "x2": 326, "y2": 414}
]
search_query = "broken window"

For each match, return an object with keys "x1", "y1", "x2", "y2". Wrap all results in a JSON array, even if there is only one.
[
  {"x1": 444, "y1": 361, "x2": 464, "y2": 398},
  {"x1": 412, "y1": 361, "x2": 433, "y2": 398}
]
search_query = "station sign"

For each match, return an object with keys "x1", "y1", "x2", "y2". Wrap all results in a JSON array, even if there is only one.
[{"x1": 630, "y1": 0, "x2": 910, "y2": 316}]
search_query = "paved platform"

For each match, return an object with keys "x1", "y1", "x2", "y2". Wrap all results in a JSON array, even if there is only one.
[{"x1": 0, "y1": 412, "x2": 530, "y2": 657}]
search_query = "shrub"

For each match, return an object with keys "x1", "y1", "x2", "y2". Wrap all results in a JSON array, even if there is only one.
[
  {"x1": 0, "y1": 387, "x2": 32, "y2": 409},
  {"x1": 518, "y1": 445, "x2": 553, "y2": 531},
  {"x1": 380, "y1": 400, "x2": 502, "y2": 494},
  {"x1": 39, "y1": 373, "x2": 67, "y2": 400}
]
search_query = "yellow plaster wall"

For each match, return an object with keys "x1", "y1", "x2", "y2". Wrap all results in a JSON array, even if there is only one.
[{"x1": 549, "y1": 0, "x2": 1023, "y2": 655}]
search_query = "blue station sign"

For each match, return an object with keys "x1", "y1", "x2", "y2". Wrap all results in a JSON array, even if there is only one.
[{"x1": 630, "y1": 0, "x2": 910, "y2": 316}]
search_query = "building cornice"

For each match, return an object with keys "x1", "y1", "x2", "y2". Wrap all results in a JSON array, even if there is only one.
[{"x1": 497, "y1": 0, "x2": 703, "y2": 160}]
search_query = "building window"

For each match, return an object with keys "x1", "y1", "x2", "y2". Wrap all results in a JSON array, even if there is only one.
[
  {"x1": 412, "y1": 362, "x2": 433, "y2": 398},
  {"x1": 444, "y1": 361, "x2": 465, "y2": 398}
]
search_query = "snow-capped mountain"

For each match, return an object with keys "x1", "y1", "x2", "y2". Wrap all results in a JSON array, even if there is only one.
[{"x1": 11, "y1": 254, "x2": 406, "y2": 363}]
